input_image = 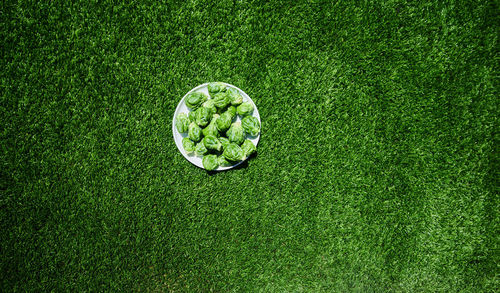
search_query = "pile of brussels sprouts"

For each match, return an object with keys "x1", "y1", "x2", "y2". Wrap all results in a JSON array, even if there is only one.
[{"x1": 175, "y1": 82, "x2": 260, "y2": 170}]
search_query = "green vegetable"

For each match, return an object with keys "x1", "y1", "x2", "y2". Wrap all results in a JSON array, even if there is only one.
[
  {"x1": 226, "y1": 106, "x2": 236, "y2": 120},
  {"x1": 223, "y1": 143, "x2": 244, "y2": 161},
  {"x1": 178, "y1": 83, "x2": 260, "y2": 170},
  {"x1": 217, "y1": 155, "x2": 231, "y2": 167},
  {"x1": 175, "y1": 113, "x2": 189, "y2": 133},
  {"x1": 188, "y1": 110, "x2": 195, "y2": 122},
  {"x1": 237, "y1": 102, "x2": 253, "y2": 117},
  {"x1": 241, "y1": 139, "x2": 256, "y2": 158},
  {"x1": 212, "y1": 92, "x2": 230, "y2": 109},
  {"x1": 194, "y1": 107, "x2": 212, "y2": 127},
  {"x1": 185, "y1": 92, "x2": 208, "y2": 110},
  {"x1": 219, "y1": 137, "x2": 230, "y2": 150},
  {"x1": 195, "y1": 142, "x2": 208, "y2": 156},
  {"x1": 202, "y1": 99, "x2": 216, "y2": 116},
  {"x1": 207, "y1": 82, "x2": 226, "y2": 95},
  {"x1": 203, "y1": 135, "x2": 222, "y2": 152},
  {"x1": 241, "y1": 116, "x2": 260, "y2": 136},
  {"x1": 202, "y1": 114, "x2": 219, "y2": 137},
  {"x1": 188, "y1": 122, "x2": 202, "y2": 142},
  {"x1": 216, "y1": 112, "x2": 232, "y2": 132},
  {"x1": 202, "y1": 154, "x2": 219, "y2": 171},
  {"x1": 226, "y1": 122, "x2": 245, "y2": 145},
  {"x1": 227, "y1": 88, "x2": 243, "y2": 106},
  {"x1": 182, "y1": 137, "x2": 195, "y2": 154}
]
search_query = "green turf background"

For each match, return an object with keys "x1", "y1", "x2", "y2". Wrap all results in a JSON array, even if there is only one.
[{"x1": 1, "y1": 0, "x2": 498, "y2": 291}]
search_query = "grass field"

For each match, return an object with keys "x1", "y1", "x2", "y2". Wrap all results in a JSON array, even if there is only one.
[{"x1": 1, "y1": 0, "x2": 498, "y2": 291}]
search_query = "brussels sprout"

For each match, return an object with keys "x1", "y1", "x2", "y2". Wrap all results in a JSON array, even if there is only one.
[
  {"x1": 188, "y1": 122, "x2": 202, "y2": 142},
  {"x1": 241, "y1": 139, "x2": 256, "y2": 158},
  {"x1": 175, "y1": 113, "x2": 189, "y2": 133},
  {"x1": 203, "y1": 135, "x2": 222, "y2": 152},
  {"x1": 218, "y1": 155, "x2": 231, "y2": 167},
  {"x1": 223, "y1": 143, "x2": 244, "y2": 162},
  {"x1": 207, "y1": 82, "x2": 226, "y2": 95},
  {"x1": 202, "y1": 154, "x2": 219, "y2": 171},
  {"x1": 216, "y1": 112, "x2": 232, "y2": 132},
  {"x1": 226, "y1": 88, "x2": 243, "y2": 106},
  {"x1": 212, "y1": 92, "x2": 230, "y2": 109},
  {"x1": 194, "y1": 107, "x2": 212, "y2": 127},
  {"x1": 237, "y1": 102, "x2": 253, "y2": 117},
  {"x1": 182, "y1": 137, "x2": 196, "y2": 154},
  {"x1": 226, "y1": 122, "x2": 245, "y2": 145},
  {"x1": 226, "y1": 106, "x2": 236, "y2": 120},
  {"x1": 202, "y1": 99, "x2": 216, "y2": 116},
  {"x1": 241, "y1": 116, "x2": 260, "y2": 136},
  {"x1": 195, "y1": 142, "x2": 208, "y2": 156},
  {"x1": 188, "y1": 110, "x2": 196, "y2": 122},
  {"x1": 185, "y1": 92, "x2": 208, "y2": 110},
  {"x1": 202, "y1": 114, "x2": 219, "y2": 137},
  {"x1": 219, "y1": 137, "x2": 230, "y2": 150}
]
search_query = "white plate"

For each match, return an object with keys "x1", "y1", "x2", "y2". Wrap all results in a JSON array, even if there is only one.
[{"x1": 172, "y1": 82, "x2": 261, "y2": 171}]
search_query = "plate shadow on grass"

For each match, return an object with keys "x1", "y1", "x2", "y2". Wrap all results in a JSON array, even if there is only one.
[{"x1": 206, "y1": 152, "x2": 258, "y2": 175}]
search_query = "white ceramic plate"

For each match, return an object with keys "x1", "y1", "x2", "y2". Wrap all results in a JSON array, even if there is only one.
[{"x1": 172, "y1": 82, "x2": 261, "y2": 171}]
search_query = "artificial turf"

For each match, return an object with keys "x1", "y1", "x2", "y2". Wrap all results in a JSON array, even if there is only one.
[{"x1": 1, "y1": 0, "x2": 498, "y2": 291}]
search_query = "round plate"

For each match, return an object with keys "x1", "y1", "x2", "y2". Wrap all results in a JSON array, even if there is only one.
[{"x1": 172, "y1": 82, "x2": 261, "y2": 171}]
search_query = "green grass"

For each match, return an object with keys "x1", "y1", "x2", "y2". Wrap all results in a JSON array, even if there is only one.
[{"x1": 1, "y1": 0, "x2": 498, "y2": 291}]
